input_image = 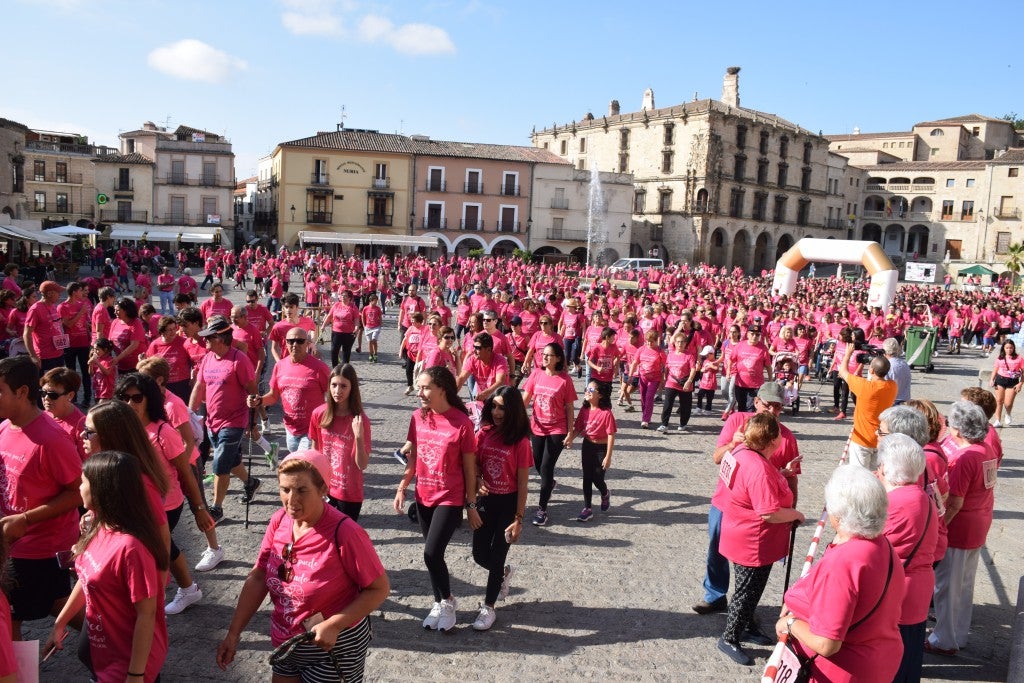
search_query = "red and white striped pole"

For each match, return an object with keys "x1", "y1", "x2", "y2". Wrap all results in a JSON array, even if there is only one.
[{"x1": 760, "y1": 433, "x2": 853, "y2": 683}]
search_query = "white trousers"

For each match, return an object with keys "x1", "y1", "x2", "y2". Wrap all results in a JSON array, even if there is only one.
[{"x1": 928, "y1": 546, "x2": 981, "y2": 650}]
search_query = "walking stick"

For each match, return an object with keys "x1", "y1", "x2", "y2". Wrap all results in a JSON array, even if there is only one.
[
  {"x1": 782, "y1": 521, "x2": 798, "y2": 596},
  {"x1": 761, "y1": 432, "x2": 853, "y2": 683},
  {"x1": 244, "y1": 403, "x2": 256, "y2": 530}
]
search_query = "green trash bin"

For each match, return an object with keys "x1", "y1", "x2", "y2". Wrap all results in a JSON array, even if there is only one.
[{"x1": 904, "y1": 326, "x2": 937, "y2": 373}]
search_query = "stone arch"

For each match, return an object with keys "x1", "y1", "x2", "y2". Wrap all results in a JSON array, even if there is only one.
[
  {"x1": 451, "y1": 235, "x2": 485, "y2": 255},
  {"x1": 753, "y1": 231, "x2": 772, "y2": 272},
  {"x1": 775, "y1": 233, "x2": 794, "y2": 260},
  {"x1": 732, "y1": 229, "x2": 751, "y2": 272},
  {"x1": 882, "y1": 223, "x2": 905, "y2": 253},
  {"x1": 533, "y1": 245, "x2": 561, "y2": 257},
  {"x1": 488, "y1": 237, "x2": 524, "y2": 255},
  {"x1": 863, "y1": 195, "x2": 886, "y2": 213},
  {"x1": 598, "y1": 247, "x2": 620, "y2": 265},
  {"x1": 861, "y1": 224, "x2": 882, "y2": 242},
  {"x1": 569, "y1": 246, "x2": 588, "y2": 263},
  {"x1": 629, "y1": 242, "x2": 644, "y2": 257},
  {"x1": 695, "y1": 188, "x2": 709, "y2": 213},
  {"x1": 708, "y1": 228, "x2": 727, "y2": 267},
  {"x1": 421, "y1": 232, "x2": 453, "y2": 252},
  {"x1": 906, "y1": 225, "x2": 930, "y2": 258}
]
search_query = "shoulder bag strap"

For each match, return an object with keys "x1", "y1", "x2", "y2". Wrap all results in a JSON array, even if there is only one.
[
  {"x1": 848, "y1": 541, "x2": 895, "y2": 632},
  {"x1": 901, "y1": 502, "x2": 933, "y2": 569}
]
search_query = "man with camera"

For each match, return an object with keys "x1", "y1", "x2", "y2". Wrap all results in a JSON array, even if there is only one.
[{"x1": 837, "y1": 340, "x2": 897, "y2": 470}]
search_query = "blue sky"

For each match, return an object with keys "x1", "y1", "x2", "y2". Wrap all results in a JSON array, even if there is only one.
[{"x1": 6, "y1": 0, "x2": 1021, "y2": 178}]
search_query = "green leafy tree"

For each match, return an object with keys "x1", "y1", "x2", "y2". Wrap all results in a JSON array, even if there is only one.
[
  {"x1": 1004, "y1": 242, "x2": 1024, "y2": 290},
  {"x1": 1002, "y1": 113, "x2": 1024, "y2": 130}
]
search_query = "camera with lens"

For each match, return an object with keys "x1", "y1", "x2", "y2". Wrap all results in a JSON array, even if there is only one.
[{"x1": 851, "y1": 328, "x2": 881, "y2": 365}]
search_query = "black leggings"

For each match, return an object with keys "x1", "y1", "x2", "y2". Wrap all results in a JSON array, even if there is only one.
[
  {"x1": 331, "y1": 331, "x2": 356, "y2": 367},
  {"x1": 734, "y1": 385, "x2": 758, "y2": 413},
  {"x1": 328, "y1": 496, "x2": 362, "y2": 522},
  {"x1": 581, "y1": 439, "x2": 608, "y2": 509},
  {"x1": 660, "y1": 387, "x2": 693, "y2": 428},
  {"x1": 403, "y1": 349, "x2": 415, "y2": 388},
  {"x1": 64, "y1": 346, "x2": 91, "y2": 402},
  {"x1": 531, "y1": 433, "x2": 565, "y2": 510},
  {"x1": 833, "y1": 377, "x2": 850, "y2": 413},
  {"x1": 696, "y1": 388, "x2": 715, "y2": 411},
  {"x1": 723, "y1": 562, "x2": 773, "y2": 643},
  {"x1": 416, "y1": 503, "x2": 463, "y2": 602},
  {"x1": 167, "y1": 503, "x2": 184, "y2": 563},
  {"x1": 472, "y1": 492, "x2": 516, "y2": 605}
]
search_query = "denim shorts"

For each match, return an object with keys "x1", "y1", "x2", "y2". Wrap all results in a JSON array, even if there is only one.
[{"x1": 210, "y1": 426, "x2": 245, "y2": 475}]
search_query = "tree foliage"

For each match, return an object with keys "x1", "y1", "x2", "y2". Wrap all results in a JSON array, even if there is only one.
[{"x1": 1002, "y1": 113, "x2": 1024, "y2": 130}]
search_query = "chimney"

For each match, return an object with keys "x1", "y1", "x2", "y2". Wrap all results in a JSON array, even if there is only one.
[
  {"x1": 609, "y1": 100, "x2": 620, "y2": 116},
  {"x1": 722, "y1": 66, "x2": 741, "y2": 108},
  {"x1": 641, "y1": 88, "x2": 655, "y2": 111}
]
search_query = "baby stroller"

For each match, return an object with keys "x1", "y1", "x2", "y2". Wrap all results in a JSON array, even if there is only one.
[{"x1": 773, "y1": 352, "x2": 800, "y2": 414}]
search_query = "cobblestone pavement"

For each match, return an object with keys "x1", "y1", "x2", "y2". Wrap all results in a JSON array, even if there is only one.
[{"x1": 25, "y1": 281, "x2": 1022, "y2": 682}]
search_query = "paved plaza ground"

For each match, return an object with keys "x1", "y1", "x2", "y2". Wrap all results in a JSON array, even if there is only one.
[{"x1": 26, "y1": 281, "x2": 1022, "y2": 682}]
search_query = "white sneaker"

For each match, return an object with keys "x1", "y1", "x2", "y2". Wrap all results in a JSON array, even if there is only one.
[
  {"x1": 1005, "y1": 413, "x2": 1013, "y2": 426},
  {"x1": 993, "y1": 420, "x2": 1002, "y2": 428},
  {"x1": 498, "y1": 565, "x2": 515, "y2": 601},
  {"x1": 656, "y1": 424, "x2": 667, "y2": 433},
  {"x1": 437, "y1": 597, "x2": 458, "y2": 632},
  {"x1": 472, "y1": 604, "x2": 496, "y2": 631},
  {"x1": 194, "y1": 546, "x2": 225, "y2": 572},
  {"x1": 422, "y1": 602, "x2": 442, "y2": 630},
  {"x1": 165, "y1": 584, "x2": 202, "y2": 614}
]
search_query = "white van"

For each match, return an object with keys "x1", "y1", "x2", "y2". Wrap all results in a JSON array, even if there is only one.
[{"x1": 608, "y1": 257, "x2": 664, "y2": 273}]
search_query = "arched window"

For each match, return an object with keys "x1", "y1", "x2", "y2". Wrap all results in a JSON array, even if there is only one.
[
  {"x1": 695, "y1": 188, "x2": 709, "y2": 213},
  {"x1": 930, "y1": 129, "x2": 944, "y2": 136}
]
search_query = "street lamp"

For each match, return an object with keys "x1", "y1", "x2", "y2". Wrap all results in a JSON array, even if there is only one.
[{"x1": 290, "y1": 205, "x2": 296, "y2": 222}]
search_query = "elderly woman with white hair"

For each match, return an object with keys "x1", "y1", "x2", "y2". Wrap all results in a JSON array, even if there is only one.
[
  {"x1": 926, "y1": 400, "x2": 998, "y2": 657},
  {"x1": 776, "y1": 466, "x2": 905, "y2": 682},
  {"x1": 878, "y1": 434, "x2": 940, "y2": 683}
]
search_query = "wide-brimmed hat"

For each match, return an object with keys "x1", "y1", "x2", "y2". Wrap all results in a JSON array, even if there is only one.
[{"x1": 198, "y1": 315, "x2": 232, "y2": 337}]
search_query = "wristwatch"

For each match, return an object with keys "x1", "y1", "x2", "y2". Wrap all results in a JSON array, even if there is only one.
[
  {"x1": 467, "y1": 502, "x2": 478, "y2": 510},
  {"x1": 786, "y1": 616, "x2": 797, "y2": 634}
]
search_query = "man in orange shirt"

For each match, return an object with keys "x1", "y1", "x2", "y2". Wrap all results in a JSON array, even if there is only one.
[{"x1": 837, "y1": 343, "x2": 897, "y2": 470}]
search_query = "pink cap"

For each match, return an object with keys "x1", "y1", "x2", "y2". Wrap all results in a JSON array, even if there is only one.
[{"x1": 280, "y1": 449, "x2": 332, "y2": 487}]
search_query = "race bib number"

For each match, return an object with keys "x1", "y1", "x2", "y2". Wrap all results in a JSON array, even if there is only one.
[
  {"x1": 719, "y1": 451, "x2": 738, "y2": 488},
  {"x1": 53, "y1": 334, "x2": 70, "y2": 350},
  {"x1": 776, "y1": 643, "x2": 804, "y2": 683},
  {"x1": 983, "y1": 458, "x2": 998, "y2": 490}
]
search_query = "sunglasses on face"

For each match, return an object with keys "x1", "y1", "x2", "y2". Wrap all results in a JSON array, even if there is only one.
[
  {"x1": 443, "y1": 335, "x2": 455, "y2": 340},
  {"x1": 285, "y1": 338, "x2": 306, "y2": 345},
  {"x1": 246, "y1": 299, "x2": 257, "y2": 303},
  {"x1": 42, "y1": 390, "x2": 68, "y2": 401},
  {"x1": 117, "y1": 392, "x2": 145, "y2": 404},
  {"x1": 278, "y1": 543, "x2": 296, "y2": 582},
  {"x1": 81, "y1": 427, "x2": 97, "y2": 439}
]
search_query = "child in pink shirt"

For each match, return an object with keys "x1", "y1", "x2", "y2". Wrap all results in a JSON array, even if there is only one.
[{"x1": 89, "y1": 339, "x2": 116, "y2": 400}]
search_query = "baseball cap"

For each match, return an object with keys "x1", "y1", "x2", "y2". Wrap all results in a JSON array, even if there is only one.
[
  {"x1": 756, "y1": 383, "x2": 784, "y2": 404},
  {"x1": 699, "y1": 345, "x2": 715, "y2": 356},
  {"x1": 198, "y1": 315, "x2": 232, "y2": 337},
  {"x1": 40, "y1": 280, "x2": 63, "y2": 294},
  {"x1": 280, "y1": 449, "x2": 332, "y2": 487},
  {"x1": 510, "y1": 316, "x2": 523, "y2": 326}
]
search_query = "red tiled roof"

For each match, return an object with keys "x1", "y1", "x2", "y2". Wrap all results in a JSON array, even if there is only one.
[
  {"x1": 93, "y1": 152, "x2": 154, "y2": 164},
  {"x1": 915, "y1": 113, "x2": 1008, "y2": 127},
  {"x1": 281, "y1": 130, "x2": 414, "y2": 153}
]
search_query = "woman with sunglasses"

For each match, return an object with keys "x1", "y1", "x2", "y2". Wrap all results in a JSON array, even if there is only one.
[
  {"x1": 521, "y1": 315, "x2": 562, "y2": 372},
  {"x1": 44, "y1": 451, "x2": 169, "y2": 683},
  {"x1": 567, "y1": 380, "x2": 616, "y2": 522},
  {"x1": 112, "y1": 373, "x2": 211, "y2": 616},
  {"x1": 41, "y1": 367, "x2": 87, "y2": 461},
  {"x1": 522, "y1": 343, "x2": 577, "y2": 527},
  {"x1": 218, "y1": 450, "x2": 389, "y2": 680},
  {"x1": 309, "y1": 363, "x2": 371, "y2": 521},
  {"x1": 424, "y1": 325, "x2": 460, "y2": 376}
]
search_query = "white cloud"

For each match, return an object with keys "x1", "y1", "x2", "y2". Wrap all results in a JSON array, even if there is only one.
[
  {"x1": 146, "y1": 39, "x2": 248, "y2": 84},
  {"x1": 279, "y1": 1, "x2": 455, "y2": 55}
]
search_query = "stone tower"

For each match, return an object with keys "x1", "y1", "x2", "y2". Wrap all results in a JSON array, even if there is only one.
[{"x1": 722, "y1": 66, "x2": 740, "y2": 108}]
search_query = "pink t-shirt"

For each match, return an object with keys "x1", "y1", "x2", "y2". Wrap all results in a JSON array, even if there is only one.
[
  {"x1": 711, "y1": 412, "x2": 800, "y2": 509},
  {"x1": 146, "y1": 420, "x2": 185, "y2": 512},
  {"x1": 572, "y1": 405, "x2": 617, "y2": 442},
  {"x1": 526, "y1": 332, "x2": 562, "y2": 368},
  {"x1": 994, "y1": 354, "x2": 1024, "y2": 379},
  {"x1": 0, "y1": 412, "x2": 81, "y2": 559},
  {"x1": 475, "y1": 427, "x2": 532, "y2": 496},
  {"x1": 784, "y1": 537, "x2": 906, "y2": 683},
  {"x1": 523, "y1": 369, "x2": 578, "y2": 436},
  {"x1": 633, "y1": 345, "x2": 666, "y2": 381},
  {"x1": 328, "y1": 302, "x2": 361, "y2": 333},
  {"x1": 76, "y1": 527, "x2": 168, "y2": 683},
  {"x1": 884, "y1": 485, "x2": 938, "y2": 625},
  {"x1": 462, "y1": 353, "x2": 509, "y2": 392},
  {"x1": 408, "y1": 407, "x2": 476, "y2": 507},
  {"x1": 587, "y1": 343, "x2": 621, "y2": 382},
  {"x1": 361, "y1": 304, "x2": 383, "y2": 329},
  {"x1": 258, "y1": 506, "x2": 385, "y2": 645},
  {"x1": 728, "y1": 341, "x2": 770, "y2": 388},
  {"x1": 245, "y1": 303, "x2": 274, "y2": 335},
  {"x1": 308, "y1": 406, "x2": 372, "y2": 503},
  {"x1": 946, "y1": 443, "x2": 997, "y2": 549},
  {"x1": 91, "y1": 355, "x2": 116, "y2": 399},
  {"x1": 718, "y1": 445, "x2": 794, "y2": 566},
  {"x1": 197, "y1": 348, "x2": 255, "y2": 432},
  {"x1": 146, "y1": 336, "x2": 191, "y2": 384},
  {"x1": 50, "y1": 407, "x2": 88, "y2": 463},
  {"x1": 109, "y1": 318, "x2": 147, "y2": 371},
  {"x1": 165, "y1": 392, "x2": 200, "y2": 464},
  {"x1": 0, "y1": 593, "x2": 13, "y2": 678},
  {"x1": 270, "y1": 355, "x2": 330, "y2": 436},
  {"x1": 199, "y1": 297, "x2": 233, "y2": 323},
  {"x1": 424, "y1": 347, "x2": 458, "y2": 375},
  {"x1": 665, "y1": 350, "x2": 696, "y2": 392},
  {"x1": 57, "y1": 298, "x2": 91, "y2": 348},
  {"x1": 25, "y1": 300, "x2": 64, "y2": 360}
]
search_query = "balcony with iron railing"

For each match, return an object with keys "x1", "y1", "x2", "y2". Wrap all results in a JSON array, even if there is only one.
[
  {"x1": 307, "y1": 211, "x2": 332, "y2": 224},
  {"x1": 500, "y1": 184, "x2": 520, "y2": 197},
  {"x1": 996, "y1": 208, "x2": 1021, "y2": 220},
  {"x1": 31, "y1": 172, "x2": 84, "y2": 184},
  {"x1": 496, "y1": 221, "x2": 521, "y2": 233},
  {"x1": 310, "y1": 173, "x2": 330, "y2": 186},
  {"x1": 155, "y1": 139, "x2": 232, "y2": 154},
  {"x1": 460, "y1": 219, "x2": 484, "y2": 230},
  {"x1": 422, "y1": 218, "x2": 448, "y2": 230},
  {"x1": 861, "y1": 210, "x2": 933, "y2": 221},
  {"x1": 546, "y1": 226, "x2": 588, "y2": 241},
  {"x1": 99, "y1": 209, "x2": 148, "y2": 223},
  {"x1": 30, "y1": 203, "x2": 75, "y2": 214},
  {"x1": 425, "y1": 180, "x2": 446, "y2": 192},
  {"x1": 152, "y1": 213, "x2": 227, "y2": 226},
  {"x1": 824, "y1": 217, "x2": 849, "y2": 229},
  {"x1": 367, "y1": 213, "x2": 394, "y2": 227},
  {"x1": 550, "y1": 198, "x2": 569, "y2": 210},
  {"x1": 372, "y1": 177, "x2": 390, "y2": 189},
  {"x1": 26, "y1": 140, "x2": 94, "y2": 155},
  {"x1": 464, "y1": 183, "x2": 484, "y2": 194},
  {"x1": 113, "y1": 179, "x2": 134, "y2": 192},
  {"x1": 155, "y1": 173, "x2": 234, "y2": 187}
]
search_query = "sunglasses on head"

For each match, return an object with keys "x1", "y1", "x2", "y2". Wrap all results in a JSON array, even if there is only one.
[{"x1": 277, "y1": 543, "x2": 296, "y2": 582}]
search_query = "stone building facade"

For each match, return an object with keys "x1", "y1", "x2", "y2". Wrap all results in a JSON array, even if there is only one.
[
  {"x1": 530, "y1": 67, "x2": 845, "y2": 272},
  {"x1": 0, "y1": 118, "x2": 30, "y2": 220}
]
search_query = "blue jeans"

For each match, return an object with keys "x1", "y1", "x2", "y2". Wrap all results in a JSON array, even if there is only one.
[
  {"x1": 210, "y1": 427, "x2": 244, "y2": 475},
  {"x1": 159, "y1": 290, "x2": 175, "y2": 315},
  {"x1": 703, "y1": 504, "x2": 729, "y2": 603},
  {"x1": 285, "y1": 430, "x2": 311, "y2": 453}
]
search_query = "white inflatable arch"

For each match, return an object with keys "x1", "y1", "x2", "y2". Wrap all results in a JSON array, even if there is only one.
[{"x1": 771, "y1": 238, "x2": 898, "y2": 309}]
